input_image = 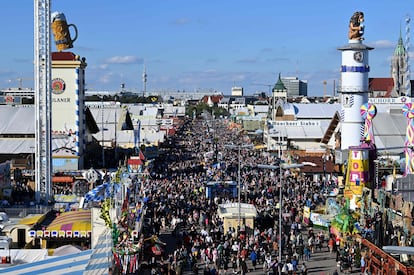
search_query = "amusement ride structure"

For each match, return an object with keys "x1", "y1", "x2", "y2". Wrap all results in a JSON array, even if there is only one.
[{"x1": 34, "y1": 0, "x2": 52, "y2": 204}]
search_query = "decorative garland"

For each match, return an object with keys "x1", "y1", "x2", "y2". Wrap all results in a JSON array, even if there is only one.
[{"x1": 100, "y1": 198, "x2": 112, "y2": 228}]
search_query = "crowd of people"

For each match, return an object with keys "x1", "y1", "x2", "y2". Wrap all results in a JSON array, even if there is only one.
[{"x1": 137, "y1": 116, "x2": 337, "y2": 274}]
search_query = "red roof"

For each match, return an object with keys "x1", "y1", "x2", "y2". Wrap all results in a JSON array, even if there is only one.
[
  {"x1": 160, "y1": 126, "x2": 176, "y2": 136},
  {"x1": 52, "y1": 51, "x2": 79, "y2": 61},
  {"x1": 128, "y1": 158, "x2": 143, "y2": 165},
  {"x1": 202, "y1": 95, "x2": 223, "y2": 104},
  {"x1": 369, "y1": 78, "x2": 414, "y2": 97},
  {"x1": 369, "y1": 77, "x2": 394, "y2": 95},
  {"x1": 52, "y1": 176, "x2": 74, "y2": 183}
]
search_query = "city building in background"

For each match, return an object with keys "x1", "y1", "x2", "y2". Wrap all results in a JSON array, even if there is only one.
[
  {"x1": 231, "y1": 86, "x2": 243, "y2": 97},
  {"x1": 281, "y1": 76, "x2": 308, "y2": 97}
]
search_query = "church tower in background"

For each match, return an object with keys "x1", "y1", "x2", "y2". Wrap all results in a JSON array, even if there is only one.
[{"x1": 391, "y1": 32, "x2": 410, "y2": 96}]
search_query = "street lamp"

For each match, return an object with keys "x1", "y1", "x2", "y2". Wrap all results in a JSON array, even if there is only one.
[
  {"x1": 257, "y1": 162, "x2": 316, "y2": 275},
  {"x1": 224, "y1": 143, "x2": 254, "y2": 230},
  {"x1": 320, "y1": 143, "x2": 334, "y2": 188},
  {"x1": 100, "y1": 95, "x2": 105, "y2": 168}
]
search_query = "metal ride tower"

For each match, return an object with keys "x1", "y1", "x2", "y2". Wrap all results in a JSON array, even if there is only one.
[{"x1": 34, "y1": 0, "x2": 52, "y2": 203}]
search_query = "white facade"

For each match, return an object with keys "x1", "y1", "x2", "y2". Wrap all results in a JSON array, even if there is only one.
[
  {"x1": 86, "y1": 103, "x2": 180, "y2": 149},
  {"x1": 338, "y1": 40, "x2": 373, "y2": 150},
  {"x1": 51, "y1": 55, "x2": 87, "y2": 169},
  {"x1": 231, "y1": 86, "x2": 243, "y2": 97}
]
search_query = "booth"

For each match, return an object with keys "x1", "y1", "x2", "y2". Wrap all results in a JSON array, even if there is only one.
[
  {"x1": 29, "y1": 209, "x2": 91, "y2": 253},
  {"x1": 217, "y1": 203, "x2": 257, "y2": 233}
]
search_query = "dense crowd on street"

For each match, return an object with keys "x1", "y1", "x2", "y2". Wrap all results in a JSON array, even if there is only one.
[{"x1": 135, "y1": 116, "x2": 347, "y2": 275}]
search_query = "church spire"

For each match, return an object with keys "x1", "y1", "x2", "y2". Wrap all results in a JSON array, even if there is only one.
[
  {"x1": 394, "y1": 28, "x2": 406, "y2": 56},
  {"x1": 391, "y1": 28, "x2": 409, "y2": 96},
  {"x1": 273, "y1": 73, "x2": 287, "y2": 91}
]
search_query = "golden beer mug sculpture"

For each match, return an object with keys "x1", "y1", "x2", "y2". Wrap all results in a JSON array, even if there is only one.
[{"x1": 51, "y1": 12, "x2": 78, "y2": 52}]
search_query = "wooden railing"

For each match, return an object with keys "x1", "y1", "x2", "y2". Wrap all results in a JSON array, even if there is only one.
[{"x1": 358, "y1": 235, "x2": 414, "y2": 275}]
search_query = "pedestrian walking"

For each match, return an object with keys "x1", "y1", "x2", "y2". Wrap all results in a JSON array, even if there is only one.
[
  {"x1": 241, "y1": 258, "x2": 248, "y2": 275},
  {"x1": 250, "y1": 249, "x2": 257, "y2": 270},
  {"x1": 300, "y1": 262, "x2": 308, "y2": 275},
  {"x1": 361, "y1": 255, "x2": 366, "y2": 273},
  {"x1": 328, "y1": 237, "x2": 334, "y2": 254},
  {"x1": 304, "y1": 246, "x2": 311, "y2": 261}
]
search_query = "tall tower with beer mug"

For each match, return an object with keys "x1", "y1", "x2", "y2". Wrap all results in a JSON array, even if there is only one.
[{"x1": 50, "y1": 12, "x2": 87, "y2": 170}]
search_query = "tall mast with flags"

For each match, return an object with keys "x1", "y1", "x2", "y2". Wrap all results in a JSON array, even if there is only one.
[
  {"x1": 405, "y1": 14, "x2": 411, "y2": 96},
  {"x1": 142, "y1": 64, "x2": 147, "y2": 98}
]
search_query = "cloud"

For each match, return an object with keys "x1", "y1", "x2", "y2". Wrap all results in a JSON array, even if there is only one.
[
  {"x1": 97, "y1": 72, "x2": 115, "y2": 84},
  {"x1": 105, "y1": 56, "x2": 143, "y2": 64},
  {"x1": 371, "y1": 40, "x2": 395, "y2": 49},
  {"x1": 99, "y1": 64, "x2": 109, "y2": 70}
]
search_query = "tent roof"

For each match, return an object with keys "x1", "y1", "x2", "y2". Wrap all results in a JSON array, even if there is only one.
[
  {"x1": 0, "y1": 249, "x2": 92, "y2": 275},
  {"x1": 53, "y1": 244, "x2": 82, "y2": 256},
  {"x1": 18, "y1": 214, "x2": 46, "y2": 226},
  {"x1": 217, "y1": 203, "x2": 257, "y2": 218},
  {"x1": 0, "y1": 105, "x2": 34, "y2": 134},
  {"x1": 46, "y1": 210, "x2": 91, "y2": 232}
]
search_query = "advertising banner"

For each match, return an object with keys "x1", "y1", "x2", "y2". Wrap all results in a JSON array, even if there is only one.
[
  {"x1": 345, "y1": 148, "x2": 370, "y2": 198},
  {"x1": 303, "y1": 206, "x2": 311, "y2": 225}
]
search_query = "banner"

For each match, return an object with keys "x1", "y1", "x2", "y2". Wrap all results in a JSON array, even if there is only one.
[
  {"x1": 303, "y1": 206, "x2": 311, "y2": 225},
  {"x1": 345, "y1": 148, "x2": 370, "y2": 198}
]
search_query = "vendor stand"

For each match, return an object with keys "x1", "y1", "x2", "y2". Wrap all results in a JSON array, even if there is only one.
[{"x1": 28, "y1": 209, "x2": 91, "y2": 253}]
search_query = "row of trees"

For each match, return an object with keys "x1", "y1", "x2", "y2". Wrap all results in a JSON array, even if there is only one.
[{"x1": 185, "y1": 102, "x2": 229, "y2": 118}]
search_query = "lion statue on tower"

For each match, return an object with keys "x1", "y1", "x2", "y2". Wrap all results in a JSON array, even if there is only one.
[{"x1": 348, "y1": 11, "x2": 365, "y2": 40}]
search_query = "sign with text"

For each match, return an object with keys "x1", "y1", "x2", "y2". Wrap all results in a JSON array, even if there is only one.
[{"x1": 345, "y1": 148, "x2": 370, "y2": 198}]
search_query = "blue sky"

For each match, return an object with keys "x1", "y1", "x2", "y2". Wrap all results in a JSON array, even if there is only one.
[{"x1": 0, "y1": 1, "x2": 412, "y2": 96}]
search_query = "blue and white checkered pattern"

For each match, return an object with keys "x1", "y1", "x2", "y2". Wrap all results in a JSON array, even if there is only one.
[{"x1": 84, "y1": 183, "x2": 110, "y2": 202}]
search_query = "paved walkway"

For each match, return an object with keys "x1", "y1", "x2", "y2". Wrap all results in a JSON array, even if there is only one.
[
  {"x1": 185, "y1": 248, "x2": 359, "y2": 275},
  {"x1": 137, "y1": 219, "x2": 362, "y2": 275},
  {"x1": 155, "y1": 223, "x2": 358, "y2": 274},
  {"x1": 167, "y1": 228, "x2": 361, "y2": 275}
]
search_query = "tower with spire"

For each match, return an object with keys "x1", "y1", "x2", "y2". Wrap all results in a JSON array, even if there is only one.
[
  {"x1": 391, "y1": 31, "x2": 410, "y2": 96},
  {"x1": 270, "y1": 73, "x2": 287, "y2": 120}
]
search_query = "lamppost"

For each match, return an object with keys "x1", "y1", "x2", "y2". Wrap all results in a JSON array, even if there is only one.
[
  {"x1": 266, "y1": 123, "x2": 282, "y2": 157},
  {"x1": 320, "y1": 144, "x2": 334, "y2": 188},
  {"x1": 224, "y1": 143, "x2": 254, "y2": 230},
  {"x1": 258, "y1": 162, "x2": 315, "y2": 274},
  {"x1": 100, "y1": 95, "x2": 105, "y2": 168}
]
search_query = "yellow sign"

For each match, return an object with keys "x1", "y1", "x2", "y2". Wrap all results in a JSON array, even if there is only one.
[
  {"x1": 303, "y1": 206, "x2": 311, "y2": 225},
  {"x1": 345, "y1": 149, "x2": 370, "y2": 198}
]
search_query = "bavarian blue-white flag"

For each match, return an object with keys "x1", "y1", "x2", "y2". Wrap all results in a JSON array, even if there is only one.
[
  {"x1": 134, "y1": 119, "x2": 141, "y2": 149},
  {"x1": 84, "y1": 182, "x2": 110, "y2": 202}
]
